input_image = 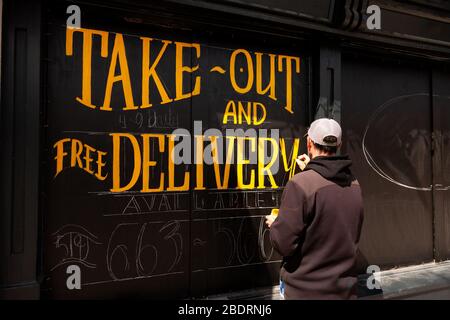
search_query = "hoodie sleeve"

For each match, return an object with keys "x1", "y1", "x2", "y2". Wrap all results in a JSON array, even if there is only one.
[{"x1": 270, "y1": 180, "x2": 306, "y2": 257}]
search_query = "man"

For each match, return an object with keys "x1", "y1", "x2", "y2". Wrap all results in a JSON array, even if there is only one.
[{"x1": 266, "y1": 118, "x2": 364, "y2": 299}]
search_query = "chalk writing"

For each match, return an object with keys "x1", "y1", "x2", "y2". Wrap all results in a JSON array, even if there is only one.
[
  {"x1": 103, "y1": 192, "x2": 189, "y2": 216},
  {"x1": 118, "y1": 109, "x2": 179, "y2": 130},
  {"x1": 194, "y1": 189, "x2": 281, "y2": 211},
  {"x1": 209, "y1": 216, "x2": 277, "y2": 267},
  {"x1": 106, "y1": 220, "x2": 184, "y2": 280},
  {"x1": 51, "y1": 224, "x2": 102, "y2": 271}
]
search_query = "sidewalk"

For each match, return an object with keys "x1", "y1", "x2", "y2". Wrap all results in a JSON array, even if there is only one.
[
  {"x1": 365, "y1": 260, "x2": 450, "y2": 299},
  {"x1": 205, "y1": 260, "x2": 450, "y2": 300}
]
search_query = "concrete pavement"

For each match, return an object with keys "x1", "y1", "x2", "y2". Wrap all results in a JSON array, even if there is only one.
[{"x1": 205, "y1": 260, "x2": 450, "y2": 300}]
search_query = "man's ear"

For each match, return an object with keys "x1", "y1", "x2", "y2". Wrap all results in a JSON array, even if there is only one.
[{"x1": 307, "y1": 137, "x2": 313, "y2": 149}]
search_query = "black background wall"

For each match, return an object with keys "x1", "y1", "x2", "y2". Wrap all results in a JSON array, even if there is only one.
[{"x1": 1, "y1": 0, "x2": 450, "y2": 299}]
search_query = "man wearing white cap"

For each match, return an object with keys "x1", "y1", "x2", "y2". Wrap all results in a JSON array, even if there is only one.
[{"x1": 266, "y1": 118, "x2": 364, "y2": 299}]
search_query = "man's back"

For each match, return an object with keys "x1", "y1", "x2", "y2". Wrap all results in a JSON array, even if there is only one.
[{"x1": 270, "y1": 156, "x2": 364, "y2": 299}]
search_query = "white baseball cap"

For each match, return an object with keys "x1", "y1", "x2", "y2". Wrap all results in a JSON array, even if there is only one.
[{"x1": 307, "y1": 118, "x2": 342, "y2": 147}]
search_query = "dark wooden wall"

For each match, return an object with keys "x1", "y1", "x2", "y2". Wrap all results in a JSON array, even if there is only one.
[
  {"x1": 1, "y1": 0, "x2": 449, "y2": 299},
  {"x1": 0, "y1": 0, "x2": 41, "y2": 299}
]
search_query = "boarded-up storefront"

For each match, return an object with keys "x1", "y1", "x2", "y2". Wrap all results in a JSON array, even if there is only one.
[
  {"x1": 42, "y1": 1, "x2": 310, "y2": 298},
  {"x1": 1, "y1": 0, "x2": 450, "y2": 299}
]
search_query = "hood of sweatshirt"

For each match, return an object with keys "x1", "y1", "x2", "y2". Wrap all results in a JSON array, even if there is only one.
[{"x1": 304, "y1": 155, "x2": 356, "y2": 187}]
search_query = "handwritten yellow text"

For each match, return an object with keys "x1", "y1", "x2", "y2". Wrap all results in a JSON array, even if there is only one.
[{"x1": 53, "y1": 138, "x2": 108, "y2": 180}]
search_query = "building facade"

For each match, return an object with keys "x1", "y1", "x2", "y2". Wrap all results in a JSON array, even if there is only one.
[{"x1": 1, "y1": 0, "x2": 450, "y2": 299}]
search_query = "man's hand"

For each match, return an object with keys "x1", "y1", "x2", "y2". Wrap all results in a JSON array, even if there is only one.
[
  {"x1": 265, "y1": 214, "x2": 276, "y2": 228},
  {"x1": 296, "y1": 154, "x2": 310, "y2": 171}
]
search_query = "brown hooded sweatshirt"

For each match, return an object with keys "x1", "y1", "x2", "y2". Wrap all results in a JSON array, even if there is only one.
[{"x1": 270, "y1": 155, "x2": 364, "y2": 299}]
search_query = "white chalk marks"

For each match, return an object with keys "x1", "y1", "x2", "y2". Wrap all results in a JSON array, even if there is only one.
[
  {"x1": 104, "y1": 192, "x2": 189, "y2": 216},
  {"x1": 50, "y1": 214, "x2": 278, "y2": 287},
  {"x1": 52, "y1": 224, "x2": 102, "y2": 271},
  {"x1": 106, "y1": 220, "x2": 184, "y2": 280},
  {"x1": 212, "y1": 216, "x2": 275, "y2": 267},
  {"x1": 362, "y1": 93, "x2": 450, "y2": 191}
]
